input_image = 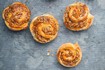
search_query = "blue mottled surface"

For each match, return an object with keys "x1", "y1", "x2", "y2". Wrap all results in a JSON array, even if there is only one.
[{"x1": 0, "y1": 0, "x2": 105, "y2": 70}]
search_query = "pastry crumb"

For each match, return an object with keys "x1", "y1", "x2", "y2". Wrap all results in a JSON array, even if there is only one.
[
  {"x1": 47, "y1": 49, "x2": 51, "y2": 52},
  {"x1": 47, "y1": 49, "x2": 54, "y2": 56},
  {"x1": 51, "y1": 54, "x2": 54, "y2": 56},
  {"x1": 47, "y1": 52, "x2": 50, "y2": 56}
]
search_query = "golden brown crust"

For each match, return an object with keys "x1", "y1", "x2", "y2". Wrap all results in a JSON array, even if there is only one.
[
  {"x1": 63, "y1": 2, "x2": 94, "y2": 31},
  {"x1": 30, "y1": 14, "x2": 59, "y2": 43},
  {"x1": 57, "y1": 43, "x2": 82, "y2": 67},
  {"x1": 2, "y1": 2, "x2": 31, "y2": 31}
]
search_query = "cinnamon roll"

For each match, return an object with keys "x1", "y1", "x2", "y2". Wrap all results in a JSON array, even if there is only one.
[
  {"x1": 63, "y1": 2, "x2": 94, "y2": 31},
  {"x1": 30, "y1": 14, "x2": 59, "y2": 43},
  {"x1": 2, "y1": 2, "x2": 31, "y2": 31},
  {"x1": 57, "y1": 43, "x2": 82, "y2": 67}
]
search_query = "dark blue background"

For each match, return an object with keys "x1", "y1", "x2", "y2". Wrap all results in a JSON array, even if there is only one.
[{"x1": 0, "y1": 0, "x2": 105, "y2": 70}]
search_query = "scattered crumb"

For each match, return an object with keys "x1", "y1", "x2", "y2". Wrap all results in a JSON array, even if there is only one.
[
  {"x1": 47, "y1": 49, "x2": 51, "y2": 52},
  {"x1": 47, "y1": 49, "x2": 51, "y2": 56},
  {"x1": 51, "y1": 54, "x2": 54, "y2": 56},
  {"x1": 47, "y1": 52, "x2": 50, "y2": 56},
  {"x1": 47, "y1": 49, "x2": 54, "y2": 56}
]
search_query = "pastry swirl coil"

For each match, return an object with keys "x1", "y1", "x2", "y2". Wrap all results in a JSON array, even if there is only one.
[
  {"x1": 30, "y1": 14, "x2": 59, "y2": 43},
  {"x1": 63, "y1": 2, "x2": 94, "y2": 31},
  {"x1": 2, "y1": 2, "x2": 31, "y2": 31},
  {"x1": 57, "y1": 43, "x2": 82, "y2": 67}
]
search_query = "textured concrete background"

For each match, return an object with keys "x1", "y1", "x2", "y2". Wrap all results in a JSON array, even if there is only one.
[{"x1": 0, "y1": 0, "x2": 105, "y2": 70}]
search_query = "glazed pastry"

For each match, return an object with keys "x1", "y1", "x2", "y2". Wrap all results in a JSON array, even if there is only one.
[
  {"x1": 57, "y1": 43, "x2": 82, "y2": 67},
  {"x1": 2, "y1": 2, "x2": 31, "y2": 31},
  {"x1": 63, "y1": 2, "x2": 94, "y2": 31},
  {"x1": 30, "y1": 14, "x2": 59, "y2": 43}
]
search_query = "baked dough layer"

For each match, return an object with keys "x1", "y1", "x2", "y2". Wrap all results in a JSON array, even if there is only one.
[
  {"x1": 63, "y1": 2, "x2": 94, "y2": 31},
  {"x1": 30, "y1": 14, "x2": 59, "y2": 43},
  {"x1": 57, "y1": 43, "x2": 82, "y2": 67},
  {"x1": 2, "y1": 2, "x2": 31, "y2": 31}
]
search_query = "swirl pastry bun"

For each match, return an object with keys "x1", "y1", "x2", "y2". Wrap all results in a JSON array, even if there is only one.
[
  {"x1": 63, "y1": 2, "x2": 94, "y2": 31},
  {"x1": 2, "y1": 2, "x2": 31, "y2": 31},
  {"x1": 30, "y1": 14, "x2": 59, "y2": 43},
  {"x1": 57, "y1": 43, "x2": 82, "y2": 67}
]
